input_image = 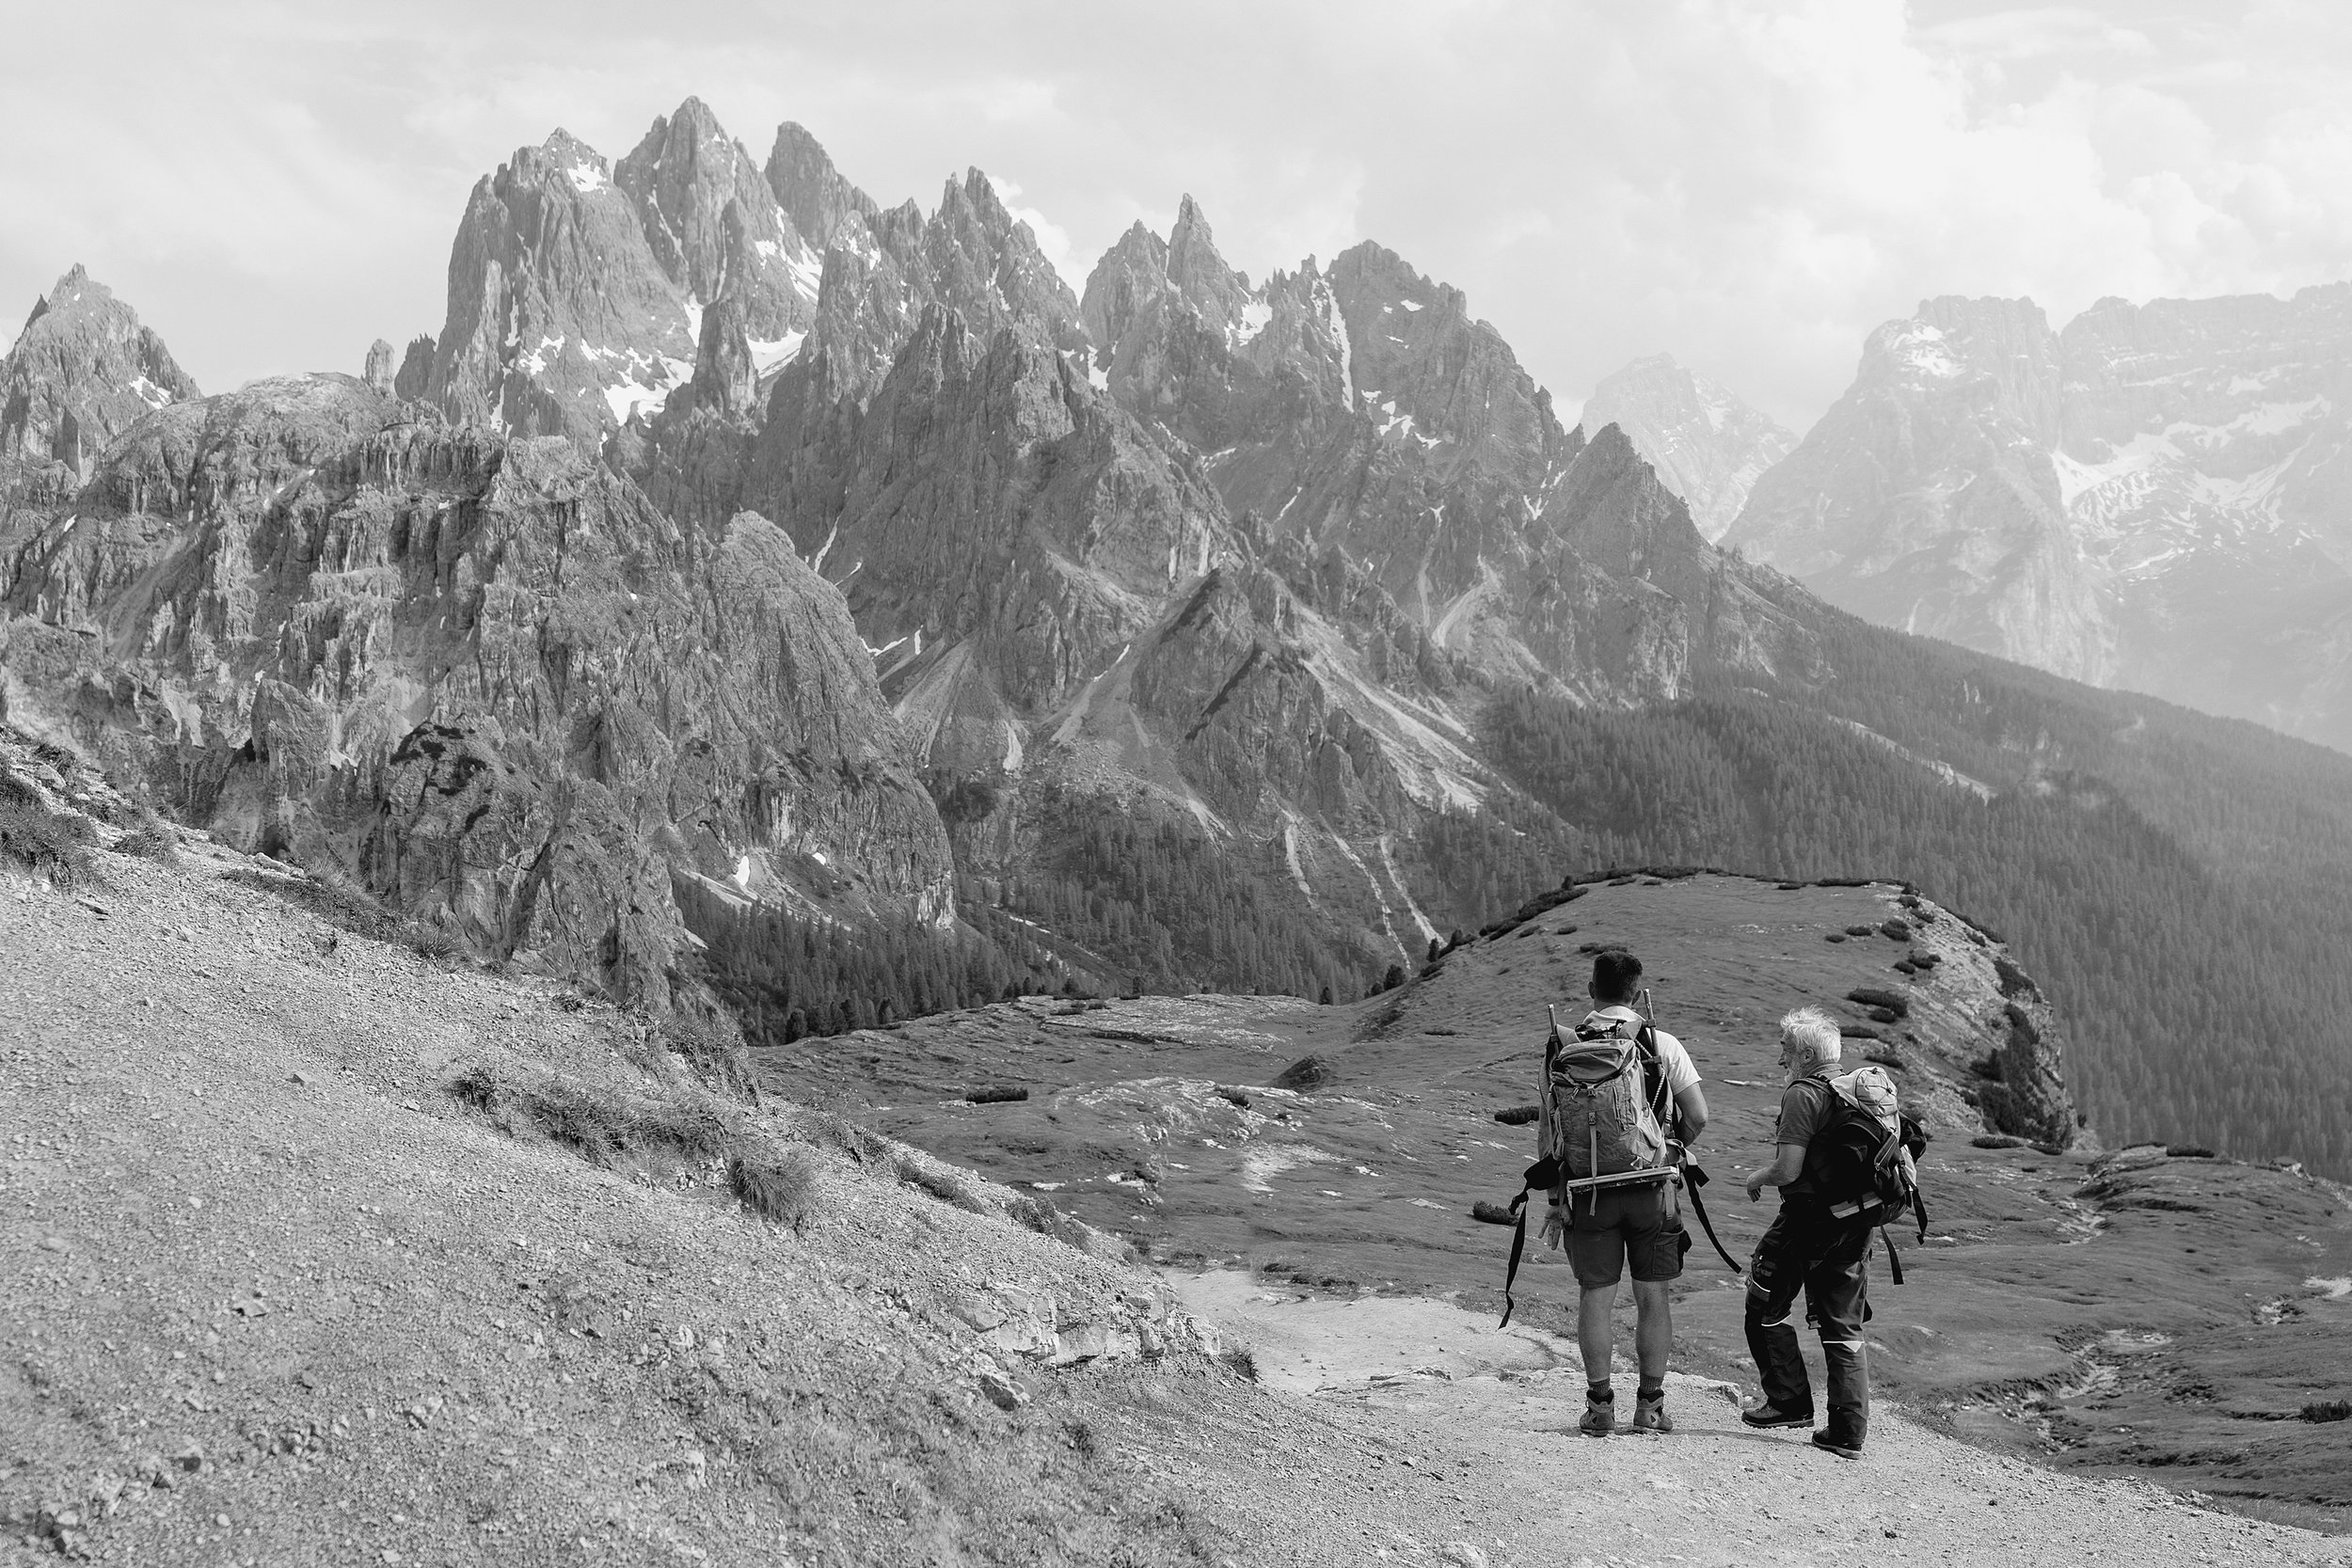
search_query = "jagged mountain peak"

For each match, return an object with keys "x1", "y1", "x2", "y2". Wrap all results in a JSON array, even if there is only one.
[
  {"x1": 1, "y1": 262, "x2": 199, "y2": 477},
  {"x1": 765, "y1": 120, "x2": 876, "y2": 247}
]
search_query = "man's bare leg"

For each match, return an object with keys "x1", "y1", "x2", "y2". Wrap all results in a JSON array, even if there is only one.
[
  {"x1": 1630, "y1": 1278, "x2": 1673, "y2": 1387},
  {"x1": 1577, "y1": 1282, "x2": 1618, "y2": 1387}
]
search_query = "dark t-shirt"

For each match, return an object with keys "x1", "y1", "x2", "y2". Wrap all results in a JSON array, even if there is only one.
[{"x1": 1772, "y1": 1076, "x2": 1837, "y2": 1197}]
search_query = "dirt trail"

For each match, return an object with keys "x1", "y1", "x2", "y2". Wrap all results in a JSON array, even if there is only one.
[{"x1": 1176, "y1": 1273, "x2": 2352, "y2": 1566}]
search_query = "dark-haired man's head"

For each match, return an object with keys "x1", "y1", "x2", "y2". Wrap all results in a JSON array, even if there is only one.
[{"x1": 1589, "y1": 948, "x2": 1643, "y2": 1005}]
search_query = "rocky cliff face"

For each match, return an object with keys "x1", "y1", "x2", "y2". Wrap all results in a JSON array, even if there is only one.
[
  {"x1": 1581, "y1": 354, "x2": 1796, "y2": 542},
  {"x1": 1, "y1": 370, "x2": 952, "y2": 1006},
  {"x1": 1, "y1": 266, "x2": 199, "y2": 492},
  {"x1": 1726, "y1": 288, "x2": 2352, "y2": 749}
]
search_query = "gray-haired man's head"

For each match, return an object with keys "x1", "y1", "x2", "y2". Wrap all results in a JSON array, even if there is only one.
[{"x1": 1778, "y1": 1006, "x2": 1843, "y2": 1084}]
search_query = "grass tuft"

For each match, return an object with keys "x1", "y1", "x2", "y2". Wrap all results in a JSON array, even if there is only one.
[
  {"x1": 2300, "y1": 1400, "x2": 2351, "y2": 1423},
  {"x1": 1470, "y1": 1200, "x2": 1517, "y2": 1226},
  {"x1": 1493, "y1": 1104, "x2": 1539, "y2": 1126},
  {"x1": 966, "y1": 1085, "x2": 1029, "y2": 1104},
  {"x1": 728, "y1": 1148, "x2": 820, "y2": 1230}
]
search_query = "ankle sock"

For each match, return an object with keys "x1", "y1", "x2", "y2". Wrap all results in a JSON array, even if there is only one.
[
  {"x1": 1636, "y1": 1381, "x2": 1665, "y2": 1402},
  {"x1": 1587, "y1": 1382, "x2": 1613, "y2": 1402}
]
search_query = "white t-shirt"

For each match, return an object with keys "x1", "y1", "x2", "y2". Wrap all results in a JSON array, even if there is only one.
[{"x1": 1578, "y1": 1006, "x2": 1701, "y2": 1097}]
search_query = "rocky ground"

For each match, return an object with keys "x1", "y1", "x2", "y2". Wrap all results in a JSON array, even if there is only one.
[{"x1": 6, "y1": 830, "x2": 2351, "y2": 1564}]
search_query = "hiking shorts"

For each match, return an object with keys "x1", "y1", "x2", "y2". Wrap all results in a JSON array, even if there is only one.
[{"x1": 1565, "y1": 1180, "x2": 1687, "y2": 1288}]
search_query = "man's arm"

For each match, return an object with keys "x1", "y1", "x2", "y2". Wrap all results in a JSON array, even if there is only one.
[
  {"x1": 1744, "y1": 1144, "x2": 1806, "y2": 1200},
  {"x1": 1671, "y1": 1084, "x2": 1709, "y2": 1148}
]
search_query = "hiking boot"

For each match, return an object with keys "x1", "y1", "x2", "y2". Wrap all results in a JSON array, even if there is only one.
[
  {"x1": 1630, "y1": 1392, "x2": 1673, "y2": 1433},
  {"x1": 1811, "y1": 1431, "x2": 1863, "y2": 1461},
  {"x1": 1579, "y1": 1392, "x2": 1615, "y2": 1437},
  {"x1": 1740, "y1": 1401, "x2": 1815, "y2": 1430}
]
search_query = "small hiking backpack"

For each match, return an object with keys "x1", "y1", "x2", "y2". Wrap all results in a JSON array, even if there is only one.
[
  {"x1": 1540, "y1": 1010, "x2": 1672, "y2": 1189},
  {"x1": 1801, "y1": 1064, "x2": 1932, "y2": 1278}
]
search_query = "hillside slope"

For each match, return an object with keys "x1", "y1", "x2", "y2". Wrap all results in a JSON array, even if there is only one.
[{"x1": 8, "y1": 789, "x2": 2350, "y2": 1563}]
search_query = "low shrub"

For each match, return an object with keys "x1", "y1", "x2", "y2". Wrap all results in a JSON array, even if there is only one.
[
  {"x1": 1879, "y1": 919, "x2": 1912, "y2": 940},
  {"x1": 1892, "y1": 959, "x2": 1918, "y2": 974},
  {"x1": 1003, "y1": 1192, "x2": 1092, "y2": 1248},
  {"x1": 1823, "y1": 933, "x2": 1847, "y2": 942},
  {"x1": 111, "y1": 824, "x2": 179, "y2": 863},
  {"x1": 0, "y1": 784, "x2": 96, "y2": 890},
  {"x1": 1214, "y1": 1085, "x2": 1251, "y2": 1108},
  {"x1": 966, "y1": 1085, "x2": 1029, "y2": 1104},
  {"x1": 1219, "y1": 1345, "x2": 1261, "y2": 1383},
  {"x1": 1972, "y1": 1133, "x2": 2029, "y2": 1149},
  {"x1": 1470, "y1": 1201, "x2": 1516, "y2": 1226},
  {"x1": 1844, "y1": 925, "x2": 1874, "y2": 937},
  {"x1": 898, "y1": 1157, "x2": 988, "y2": 1212},
  {"x1": 446, "y1": 1060, "x2": 731, "y2": 1170},
  {"x1": 728, "y1": 1148, "x2": 820, "y2": 1230},
  {"x1": 1993, "y1": 958, "x2": 2037, "y2": 998},
  {"x1": 1493, "y1": 1104, "x2": 1539, "y2": 1126},
  {"x1": 1845, "y1": 987, "x2": 1910, "y2": 1018},
  {"x1": 2164, "y1": 1144, "x2": 2217, "y2": 1159},
  {"x1": 2299, "y1": 1401, "x2": 2351, "y2": 1423}
]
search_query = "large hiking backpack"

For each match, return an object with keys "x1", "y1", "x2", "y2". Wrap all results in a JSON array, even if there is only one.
[
  {"x1": 1541, "y1": 1010, "x2": 1672, "y2": 1185},
  {"x1": 1800, "y1": 1064, "x2": 1931, "y2": 1277}
]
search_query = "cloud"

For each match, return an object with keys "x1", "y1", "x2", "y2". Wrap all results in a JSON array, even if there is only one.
[{"x1": 6, "y1": 0, "x2": 2351, "y2": 431}]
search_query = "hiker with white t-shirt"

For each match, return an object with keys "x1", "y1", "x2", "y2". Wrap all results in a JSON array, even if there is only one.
[{"x1": 1535, "y1": 949, "x2": 1710, "y2": 1437}]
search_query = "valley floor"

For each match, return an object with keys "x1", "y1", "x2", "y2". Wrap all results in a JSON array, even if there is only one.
[{"x1": 4, "y1": 845, "x2": 2348, "y2": 1566}]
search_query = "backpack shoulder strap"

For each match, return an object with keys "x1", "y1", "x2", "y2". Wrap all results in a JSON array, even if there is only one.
[{"x1": 1633, "y1": 1022, "x2": 1674, "y2": 1125}]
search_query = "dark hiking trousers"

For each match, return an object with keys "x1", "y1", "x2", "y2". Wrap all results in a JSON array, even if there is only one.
[{"x1": 1744, "y1": 1202, "x2": 1873, "y2": 1448}]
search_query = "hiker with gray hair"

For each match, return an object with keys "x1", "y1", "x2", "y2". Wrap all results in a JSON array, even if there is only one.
[{"x1": 1739, "y1": 1005, "x2": 1876, "y2": 1459}]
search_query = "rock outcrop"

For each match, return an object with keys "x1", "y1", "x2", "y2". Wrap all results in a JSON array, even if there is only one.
[
  {"x1": 1581, "y1": 353, "x2": 1796, "y2": 541},
  {"x1": 2, "y1": 372, "x2": 951, "y2": 1005},
  {"x1": 1726, "y1": 288, "x2": 2352, "y2": 749}
]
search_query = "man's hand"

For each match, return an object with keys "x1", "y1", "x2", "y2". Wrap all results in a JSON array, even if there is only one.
[
  {"x1": 1744, "y1": 1172, "x2": 1766, "y2": 1202},
  {"x1": 1540, "y1": 1204, "x2": 1567, "y2": 1251}
]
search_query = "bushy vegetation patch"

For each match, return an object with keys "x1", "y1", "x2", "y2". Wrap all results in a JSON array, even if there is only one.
[
  {"x1": 1470, "y1": 1201, "x2": 1516, "y2": 1226},
  {"x1": 1493, "y1": 1104, "x2": 1539, "y2": 1126},
  {"x1": 447, "y1": 1059, "x2": 732, "y2": 1171},
  {"x1": 111, "y1": 825, "x2": 180, "y2": 863},
  {"x1": 966, "y1": 1085, "x2": 1029, "y2": 1104},
  {"x1": 1846, "y1": 987, "x2": 1911, "y2": 1018},
  {"x1": 0, "y1": 767, "x2": 96, "y2": 889},
  {"x1": 2300, "y1": 1400, "x2": 2351, "y2": 1423}
]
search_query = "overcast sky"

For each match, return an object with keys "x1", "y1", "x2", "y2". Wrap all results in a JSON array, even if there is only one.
[{"x1": 6, "y1": 1, "x2": 2350, "y2": 433}]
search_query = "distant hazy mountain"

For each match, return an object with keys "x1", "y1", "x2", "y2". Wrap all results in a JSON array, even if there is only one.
[
  {"x1": 1581, "y1": 353, "x2": 1795, "y2": 541},
  {"x1": 1724, "y1": 290, "x2": 2352, "y2": 751}
]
